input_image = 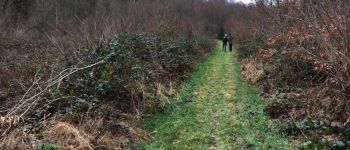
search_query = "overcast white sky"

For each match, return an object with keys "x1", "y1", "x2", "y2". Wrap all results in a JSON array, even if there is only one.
[{"x1": 235, "y1": 0, "x2": 255, "y2": 4}]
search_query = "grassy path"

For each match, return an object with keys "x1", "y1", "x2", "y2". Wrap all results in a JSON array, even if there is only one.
[{"x1": 142, "y1": 44, "x2": 291, "y2": 149}]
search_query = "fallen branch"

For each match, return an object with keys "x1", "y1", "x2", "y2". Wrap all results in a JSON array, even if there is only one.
[{"x1": 6, "y1": 60, "x2": 105, "y2": 118}]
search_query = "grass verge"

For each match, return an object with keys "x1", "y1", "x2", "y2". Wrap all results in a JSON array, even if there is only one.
[{"x1": 140, "y1": 43, "x2": 292, "y2": 149}]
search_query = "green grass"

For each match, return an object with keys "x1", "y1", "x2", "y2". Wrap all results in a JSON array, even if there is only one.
[{"x1": 140, "y1": 43, "x2": 293, "y2": 150}]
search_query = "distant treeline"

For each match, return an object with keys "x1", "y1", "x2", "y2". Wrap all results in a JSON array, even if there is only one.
[{"x1": 0, "y1": 0, "x2": 254, "y2": 44}]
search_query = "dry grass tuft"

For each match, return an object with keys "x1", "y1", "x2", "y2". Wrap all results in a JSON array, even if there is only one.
[
  {"x1": 43, "y1": 122, "x2": 93, "y2": 150},
  {"x1": 0, "y1": 130, "x2": 32, "y2": 149},
  {"x1": 56, "y1": 112, "x2": 150, "y2": 149},
  {"x1": 94, "y1": 132, "x2": 129, "y2": 150},
  {"x1": 241, "y1": 58, "x2": 264, "y2": 84},
  {"x1": 0, "y1": 116, "x2": 22, "y2": 128}
]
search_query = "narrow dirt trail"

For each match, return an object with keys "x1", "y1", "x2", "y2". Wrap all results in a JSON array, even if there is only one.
[{"x1": 142, "y1": 44, "x2": 292, "y2": 149}]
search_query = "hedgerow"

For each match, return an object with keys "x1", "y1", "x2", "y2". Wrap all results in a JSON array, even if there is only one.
[{"x1": 27, "y1": 33, "x2": 213, "y2": 118}]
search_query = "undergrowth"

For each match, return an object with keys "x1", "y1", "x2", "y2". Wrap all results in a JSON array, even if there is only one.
[{"x1": 0, "y1": 33, "x2": 213, "y2": 149}]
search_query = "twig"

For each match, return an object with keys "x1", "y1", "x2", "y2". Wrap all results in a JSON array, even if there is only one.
[{"x1": 6, "y1": 60, "x2": 105, "y2": 118}]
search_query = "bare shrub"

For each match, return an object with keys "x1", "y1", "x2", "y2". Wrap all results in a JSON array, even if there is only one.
[{"x1": 252, "y1": 0, "x2": 350, "y2": 120}]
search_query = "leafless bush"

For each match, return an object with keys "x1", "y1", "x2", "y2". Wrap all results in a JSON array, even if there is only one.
[{"x1": 252, "y1": 0, "x2": 350, "y2": 120}]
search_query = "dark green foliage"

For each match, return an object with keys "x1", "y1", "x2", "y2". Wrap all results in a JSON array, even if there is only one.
[
  {"x1": 283, "y1": 118, "x2": 350, "y2": 149},
  {"x1": 39, "y1": 143, "x2": 60, "y2": 150},
  {"x1": 300, "y1": 140, "x2": 349, "y2": 150},
  {"x1": 300, "y1": 140, "x2": 327, "y2": 150},
  {"x1": 58, "y1": 33, "x2": 212, "y2": 113}
]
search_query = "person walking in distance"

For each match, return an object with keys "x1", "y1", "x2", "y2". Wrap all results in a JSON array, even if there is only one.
[
  {"x1": 228, "y1": 33, "x2": 233, "y2": 52},
  {"x1": 222, "y1": 34, "x2": 228, "y2": 52}
]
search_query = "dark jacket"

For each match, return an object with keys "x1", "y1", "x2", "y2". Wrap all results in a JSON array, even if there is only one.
[{"x1": 223, "y1": 37, "x2": 228, "y2": 44}]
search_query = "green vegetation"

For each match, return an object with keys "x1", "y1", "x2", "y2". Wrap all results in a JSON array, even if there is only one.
[
  {"x1": 23, "y1": 33, "x2": 212, "y2": 117},
  {"x1": 39, "y1": 143, "x2": 60, "y2": 150},
  {"x1": 142, "y1": 43, "x2": 291, "y2": 149},
  {"x1": 0, "y1": 33, "x2": 213, "y2": 149}
]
